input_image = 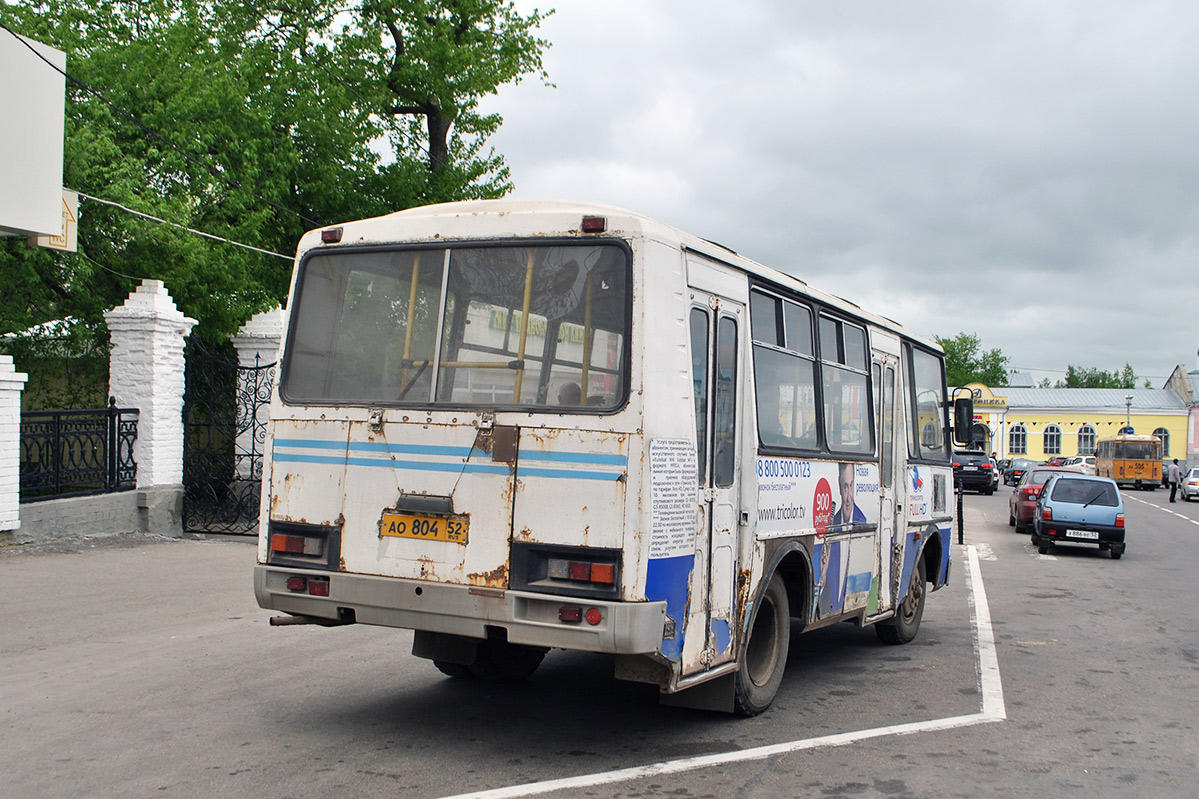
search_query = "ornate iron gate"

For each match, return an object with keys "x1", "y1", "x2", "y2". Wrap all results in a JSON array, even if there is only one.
[{"x1": 182, "y1": 337, "x2": 276, "y2": 535}]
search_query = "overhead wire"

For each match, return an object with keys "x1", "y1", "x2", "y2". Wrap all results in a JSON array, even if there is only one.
[{"x1": 77, "y1": 192, "x2": 293, "y2": 261}]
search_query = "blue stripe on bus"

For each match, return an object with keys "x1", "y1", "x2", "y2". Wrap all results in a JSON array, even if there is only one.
[
  {"x1": 273, "y1": 452, "x2": 622, "y2": 481},
  {"x1": 276, "y1": 438, "x2": 622, "y2": 466},
  {"x1": 521, "y1": 451, "x2": 628, "y2": 467},
  {"x1": 516, "y1": 466, "x2": 624, "y2": 481},
  {"x1": 275, "y1": 438, "x2": 626, "y2": 479}
]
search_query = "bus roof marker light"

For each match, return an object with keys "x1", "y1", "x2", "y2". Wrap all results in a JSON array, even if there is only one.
[
  {"x1": 580, "y1": 216, "x2": 606, "y2": 233},
  {"x1": 321, "y1": 227, "x2": 343, "y2": 244}
]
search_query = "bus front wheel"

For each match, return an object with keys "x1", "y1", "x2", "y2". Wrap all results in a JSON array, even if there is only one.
[
  {"x1": 734, "y1": 573, "x2": 790, "y2": 716},
  {"x1": 876, "y1": 558, "x2": 926, "y2": 645}
]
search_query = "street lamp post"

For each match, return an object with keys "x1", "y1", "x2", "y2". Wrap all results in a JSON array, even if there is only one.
[{"x1": 1125, "y1": 394, "x2": 1133, "y2": 431}]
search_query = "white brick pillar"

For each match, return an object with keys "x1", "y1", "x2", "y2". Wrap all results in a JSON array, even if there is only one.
[
  {"x1": 231, "y1": 307, "x2": 283, "y2": 479},
  {"x1": 0, "y1": 355, "x2": 29, "y2": 532},
  {"x1": 232, "y1": 306, "x2": 283, "y2": 371},
  {"x1": 103, "y1": 280, "x2": 197, "y2": 492}
]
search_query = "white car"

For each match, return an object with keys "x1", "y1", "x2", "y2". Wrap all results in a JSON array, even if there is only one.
[
  {"x1": 1063, "y1": 456, "x2": 1097, "y2": 476},
  {"x1": 1183, "y1": 467, "x2": 1199, "y2": 502}
]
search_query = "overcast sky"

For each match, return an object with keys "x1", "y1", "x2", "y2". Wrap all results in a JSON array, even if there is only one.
[{"x1": 481, "y1": 1, "x2": 1199, "y2": 387}]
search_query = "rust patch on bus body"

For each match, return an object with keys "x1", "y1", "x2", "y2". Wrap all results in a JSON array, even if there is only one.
[{"x1": 468, "y1": 562, "x2": 509, "y2": 588}]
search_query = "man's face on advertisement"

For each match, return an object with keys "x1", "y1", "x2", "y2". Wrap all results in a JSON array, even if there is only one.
[{"x1": 840, "y1": 465, "x2": 854, "y2": 518}]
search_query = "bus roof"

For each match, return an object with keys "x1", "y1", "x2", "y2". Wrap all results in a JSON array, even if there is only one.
[{"x1": 297, "y1": 198, "x2": 942, "y2": 353}]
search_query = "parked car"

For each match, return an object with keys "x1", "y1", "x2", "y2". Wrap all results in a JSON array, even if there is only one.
[
  {"x1": 1162, "y1": 459, "x2": 1191, "y2": 487},
  {"x1": 1063, "y1": 456, "x2": 1097, "y2": 476},
  {"x1": 953, "y1": 450, "x2": 996, "y2": 494},
  {"x1": 1045, "y1": 456, "x2": 1069, "y2": 467},
  {"x1": 1004, "y1": 457, "x2": 1038, "y2": 486},
  {"x1": 1182, "y1": 467, "x2": 1199, "y2": 502},
  {"x1": 1008, "y1": 467, "x2": 1071, "y2": 532},
  {"x1": 1031, "y1": 474, "x2": 1126, "y2": 559}
]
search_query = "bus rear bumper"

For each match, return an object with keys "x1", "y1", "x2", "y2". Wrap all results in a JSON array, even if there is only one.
[{"x1": 254, "y1": 565, "x2": 668, "y2": 654}]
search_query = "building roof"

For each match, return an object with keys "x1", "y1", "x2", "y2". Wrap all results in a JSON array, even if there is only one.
[{"x1": 999, "y1": 387, "x2": 1187, "y2": 411}]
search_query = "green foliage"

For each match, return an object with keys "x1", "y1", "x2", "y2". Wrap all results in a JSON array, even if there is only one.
[
  {"x1": 0, "y1": 0, "x2": 552, "y2": 403},
  {"x1": 935, "y1": 332, "x2": 1010, "y2": 388},
  {"x1": 1055, "y1": 364, "x2": 1139, "y2": 389}
]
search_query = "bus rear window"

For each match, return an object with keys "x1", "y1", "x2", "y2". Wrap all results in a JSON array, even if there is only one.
[{"x1": 282, "y1": 243, "x2": 630, "y2": 409}]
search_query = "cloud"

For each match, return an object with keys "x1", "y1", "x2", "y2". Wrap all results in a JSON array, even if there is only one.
[{"x1": 485, "y1": 0, "x2": 1199, "y2": 383}]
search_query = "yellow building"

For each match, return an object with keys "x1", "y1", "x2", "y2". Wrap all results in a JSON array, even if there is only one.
[{"x1": 960, "y1": 383, "x2": 1189, "y2": 463}]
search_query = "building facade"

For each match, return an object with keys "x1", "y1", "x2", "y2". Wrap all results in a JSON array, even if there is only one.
[{"x1": 960, "y1": 383, "x2": 1189, "y2": 463}]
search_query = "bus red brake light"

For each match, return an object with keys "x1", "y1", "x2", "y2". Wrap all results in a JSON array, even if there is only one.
[
  {"x1": 585, "y1": 608, "x2": 603, "y2": 625},
  {"x1": 580, "y1": 215, "x2": 606, "y2": 233},
  {"x1": 568, "y1": 561, "x2": 591, "y2": 581}
]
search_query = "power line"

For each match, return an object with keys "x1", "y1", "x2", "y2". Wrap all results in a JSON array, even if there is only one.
[
  {"x1": 77, "y1": 191, "x2": 293, "y2": 261},
  {"x1": 0, "y1": 21, "x2": 323, "y2": 229}
]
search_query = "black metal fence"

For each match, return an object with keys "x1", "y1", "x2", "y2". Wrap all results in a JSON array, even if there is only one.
[{"x1": 19, "y1": 399, "x2": 139, "y2": 502}]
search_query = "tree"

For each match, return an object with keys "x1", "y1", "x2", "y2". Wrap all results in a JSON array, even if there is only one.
[
  {"x1": 0, "y1": 0, "x2": 552, "y2": 405},
  {"x1": 936, "y1": 333, "x2": 1009, "y2": 388},
  {"x1": 1054, "y1": 364, "x2": 1139, "y2": 388}
]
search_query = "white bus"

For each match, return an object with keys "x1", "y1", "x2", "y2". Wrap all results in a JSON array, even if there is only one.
[{"x1": 255, "y1": 200, "x2": 972, "y2": 714}]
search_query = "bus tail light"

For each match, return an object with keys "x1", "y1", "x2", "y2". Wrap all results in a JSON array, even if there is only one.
[
  {"x1": 509, "y1": 543, "x2": 622, "y2": 601},
  {"x1": 580, "y1": 215, "x2": 606, "y2": 233},
  {"x1": 271, "y1": 533, "x2": 323, "y2": 556},
  {"x1": 585, "y1": 608, "x2": 603, "y2": 625}
]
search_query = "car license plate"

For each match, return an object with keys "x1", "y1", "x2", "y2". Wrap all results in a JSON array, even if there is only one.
[
  {"x1": 963, "y1": 466, "x2": 977, "y2": 471},
  {"x1": 380, "y1": 513, "x2": 468, "y2": 544},
  {"x1": 1066, "y1": 529, "x2": 1099, "y2": 540}
]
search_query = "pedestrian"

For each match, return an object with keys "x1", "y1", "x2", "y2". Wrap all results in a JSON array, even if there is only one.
[{"x1": 1167, "y1": 458, "x2": 1181, "y2": 502}]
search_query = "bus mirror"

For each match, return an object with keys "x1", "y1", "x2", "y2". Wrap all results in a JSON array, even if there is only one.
[{"x1": 953, "y1": 396, "x2": 974, "y2": 446}]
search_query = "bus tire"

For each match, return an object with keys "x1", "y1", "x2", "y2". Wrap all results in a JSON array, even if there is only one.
[
  {"x1": 468, "y1": 639, "x2": 547, "y2": 682},
  {"x1": 877, "y1": 557, "x2": 925, "y2": 645},
  {"x1": 433, "y1": 661, "x2": 475, "y2": 679},
  {"x1": 734, "y1": 573, "x2": 790, "y2": 716}
]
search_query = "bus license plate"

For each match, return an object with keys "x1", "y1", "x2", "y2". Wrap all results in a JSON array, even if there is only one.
[
  {"x1": 380, "y1": 513, "x2": 468, "y2": 544},
  {"x1": 1066, "y1": 529, "x2": 1099, "y2": 540}
]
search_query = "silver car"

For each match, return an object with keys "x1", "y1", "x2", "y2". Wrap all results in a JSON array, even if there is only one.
[{"x1": 1183, "y1": 467, "x2": 1199, "y2": 502}]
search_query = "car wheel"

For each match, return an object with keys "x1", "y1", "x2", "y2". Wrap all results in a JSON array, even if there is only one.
[
  {"x1": 734, "y1": 572, "x2": 790, "y2": 716},
  {"x1": 1037, "y1": 543, "x2": 1049, "y2": 555},
  {"x1": 1009, "y1": 512, "x2": 1016, "y2": 527},
  {"x1": 877, "y1": 558, "x2": 926, "y2": 646},
  {"x1": 1111, "y1": 550, "x2": 1123, "y2": 560}
]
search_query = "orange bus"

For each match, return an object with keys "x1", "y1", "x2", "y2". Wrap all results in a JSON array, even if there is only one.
[{"x1": 1095, "y1": 434, "x2": 1162, "y2": 490}]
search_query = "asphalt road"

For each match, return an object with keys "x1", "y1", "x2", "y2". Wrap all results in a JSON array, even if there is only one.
[{"x1": 1, "y1": 488, "x2": 1196, "y2": 798}]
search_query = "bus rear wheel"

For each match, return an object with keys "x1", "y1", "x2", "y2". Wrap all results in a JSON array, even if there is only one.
[
  {"x1": 876, "y1": 558, "x2": 926, "y2": 645},
  {"x1": 469, "y1": 639, "x2": 548, "y2": 682},
  {"x1": 734, "y1": 573, "x2": 790, "y2": 716}
]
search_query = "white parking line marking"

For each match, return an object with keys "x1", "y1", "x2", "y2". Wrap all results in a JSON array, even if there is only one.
[
  {"x1": 437, "y1": 545, "x2": 1006, "y2": 799},
  {"x1": 1124, "y1": 494, "x2": 1199, "y2": 527}
]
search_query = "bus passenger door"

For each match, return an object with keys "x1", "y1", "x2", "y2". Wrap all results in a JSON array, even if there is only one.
[
  {"x1": 686, "y1": 291, "x2": 744, "y2": 672},
  {"x1": 873, "y1": 357, "x2": 899, "y2": 614}
]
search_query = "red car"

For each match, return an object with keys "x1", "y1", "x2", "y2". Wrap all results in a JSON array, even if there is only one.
[{"x1": 1009, "y1": 467, "x2": 1072, "y2": 532}]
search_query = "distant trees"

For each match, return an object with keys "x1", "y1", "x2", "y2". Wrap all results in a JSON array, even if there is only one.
[
  {"x1": 936, "y1": 333, "x2": 1009, "y2": 388},
  {"x1": 1054, "y1": 364, "x2": 1140, "y2": 389}
]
